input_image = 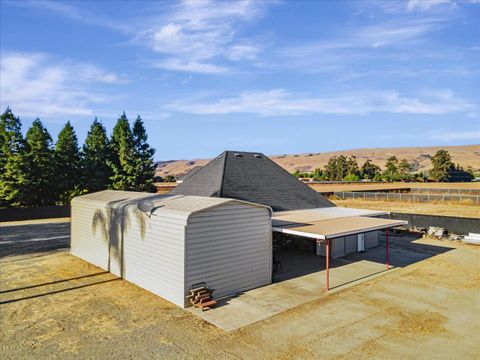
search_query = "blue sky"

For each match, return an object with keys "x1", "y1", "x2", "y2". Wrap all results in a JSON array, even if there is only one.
[{"x1": 1, "y1": 0, "x2": 479, "y2": 160}]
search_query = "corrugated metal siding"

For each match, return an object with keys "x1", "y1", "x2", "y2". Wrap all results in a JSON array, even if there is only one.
[
  {"x1": 332, "y1": 237, "x2": 345, "y2": 258},
  {"x1": 185, "y1": 203, "x2": 271, "y2": 305},
  {"x1": 70, "y1": 202, "x2": 110, "y2": 270},
  {"x1": 345, "y1": 235, "x2": 357, "y2": 254},
  {"x1": 365, "y1": 231, "x2": 379, "y2": 248},
  {"x1": 71, "y1": 192, "x2": 271, "y2": 309},
  {"x1": 387, "y1": 212, "x2": 480, "y2": 235},
  {"x1": 121, "y1": 208, "x2": 186, "y2": 307}
]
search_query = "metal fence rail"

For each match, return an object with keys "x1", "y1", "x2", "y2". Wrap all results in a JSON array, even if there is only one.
[
  {"x1": 404, "y1": 188, "x2": 480, "y2": 195},
  {"x1": 335, "y1": 191, "x2": 480, "y2": 205},
  {"x1": 0, "y1": 205, "x2": 70, "y2": 222},
  {"x1": 387, "y1": 212, "x2": 480, "y2": 235}
]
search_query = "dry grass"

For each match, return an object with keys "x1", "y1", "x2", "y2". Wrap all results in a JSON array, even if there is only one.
[
  {"x1": 333, "y1": 198, "x2": 480, "y2": 218},
  {"x1": 156, "y1": 144, "x2": 480, "y2": 177},
  {"x1": 309, "y1": 181, "x2": 480, "y2": 193}
]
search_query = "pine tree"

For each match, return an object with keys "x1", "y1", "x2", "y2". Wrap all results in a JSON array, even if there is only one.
[
  {"x1": 382, "y1": 156, "x2": 399, "y2": 182},
  {"x1": 54, "y1": 121, "x2": 82, "y2": 203},
  {"x1": 0, "y1": 108, "x2": 27, "y2": 207},
  {"x1": 23, "y1": 119, "x2": 56, "y2": 206},
  {"x1": 108, "y1": 112, "x2": 137, "y2": 190},
  {"x1": 82, "y1": 118, "x2": 112, "y2": 192},
  {"x1": 336, "y1": 155, "x2": 348, "y2": 180},
  {"x1": 346, "y1": 156, "x2": 359, "y2": 177},
  {"x1": 429, "y1": 150, "x2": 454, "y2": 182},
  {"x1": 361, "y1": 159, "x2": 381, "y2": 180},
  {"x1": 324, "y1": 156, "x2": 337, "y2": 181},
  {"x1": 398, "y1": 159, "x2": 412, "y2": 181},
  {"x1": 132, "y1": 116, "x2": 156, "y2": 192}
]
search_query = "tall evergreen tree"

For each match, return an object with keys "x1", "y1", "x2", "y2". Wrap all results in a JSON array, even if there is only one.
[
  {"x1": 382, "y1": 156, "x2": 399, "y2": 182},
  {"x1": 346, "y1": 156, "x2": 359, "y2": 177},
  {"x1": 398, "y1": 159, "x2": 412, "y2": 181},
  {"x1": 335, "y1": 155, "x2": 348, "y2": 180},
  {"x1": 54, "y1": 121, "x2": 82, "y2": 203},
  {"x1": 82, "y1": 118, "x2": 112, "y2": 192},
  {"x1": 429, "y1": 149, "x2": 453, "y2": 182},
  {"x1": 0, "y1": 108, "x2": 27, "y2": 207},
  {"x1": 108, "y1": 112, "x2": 137, "y2": 190},
  {"x1": 132, "y1": 115, "x2": 156, "y2": 192},
  {"x1": 324, "y1": 156, "x2": 338, "y2": 180},
  {"x1": 23, "y1": 119, "x2": 56, "y2": 206},
  {"x1": 361, "y1": 159, "x2": 381, "y2": 180}
]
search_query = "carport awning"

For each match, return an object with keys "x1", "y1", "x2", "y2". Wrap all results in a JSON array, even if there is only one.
[{"x1": 272, "y1": 216, "x2": 407, "y2": 240}]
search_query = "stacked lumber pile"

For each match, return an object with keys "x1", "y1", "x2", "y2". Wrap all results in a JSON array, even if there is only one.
[{"x1": 187, "y1": 282, "x2": 217, "y2": 311}]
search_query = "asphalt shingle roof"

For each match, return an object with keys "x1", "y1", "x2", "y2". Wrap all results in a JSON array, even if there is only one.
[{"x1": 171, "y1": 151, "x2": 335, "y2": 211}]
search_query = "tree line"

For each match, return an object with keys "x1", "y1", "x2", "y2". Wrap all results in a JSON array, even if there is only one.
[
  {"x1": 0, "y1": 108, "x2": 156, "y2": 208},
  {"x1": 293, "y1": 151, "x2": 474, "y2": 182}
]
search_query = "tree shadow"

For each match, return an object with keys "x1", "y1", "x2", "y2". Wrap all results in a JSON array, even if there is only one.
[
  {"x1": 90, "y1": 194, "x2": 164, "y2": 277},
  {"x1": 0, "y1": 271, "x2": 108, "y2": 294},
  {"x1": 0, "y1": 278, "x2": 120, "y2": 305}
]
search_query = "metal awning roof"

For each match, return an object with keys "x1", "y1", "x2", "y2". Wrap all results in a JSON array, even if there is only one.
[
  {"x1": 272, "y1": 207, "x2": 389, "y2": 225},
  {"x1": 272, "y1": 207, "x2": 407, "y2": 240},
  {"x1": 273, "y1": 217, "x2": 406, "y2": 239}
]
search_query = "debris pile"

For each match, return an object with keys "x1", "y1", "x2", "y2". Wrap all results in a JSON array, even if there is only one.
[
  {"x1": 427, "y1": 227, "x2": 447, "y2": 238},
  {"x1": 464, "y1": 233, "x2": 480, "y2": 245}
]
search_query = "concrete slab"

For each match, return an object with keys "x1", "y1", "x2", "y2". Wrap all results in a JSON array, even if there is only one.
[{"x1": 188, "y1": 247, "x2": 396, "y2": 331}]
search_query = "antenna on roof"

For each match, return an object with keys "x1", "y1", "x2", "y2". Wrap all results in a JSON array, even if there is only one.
[{"x1": 138, "y1": 199, "x2": 154, "y2": 218}]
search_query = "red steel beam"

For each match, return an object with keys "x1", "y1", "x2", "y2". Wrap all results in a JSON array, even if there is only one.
[
  {"x1": 386, "y1": 227, "x2": 389, "y2": 270},
  {"x1": 326, "y1": 238, "x2": 330, "y2": 290}
]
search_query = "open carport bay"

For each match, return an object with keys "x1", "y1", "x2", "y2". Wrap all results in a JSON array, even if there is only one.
[
  {"x1": 1, "y1": 219, "x2": 480, "y2": 359},
  {"x1": 189, "y1": 231, "x2": 445, "y2": 331}
]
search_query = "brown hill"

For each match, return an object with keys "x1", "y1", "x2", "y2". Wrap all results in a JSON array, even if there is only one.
[{"x1": 155, "y1": 144, "x2": 480, "y2": 178}]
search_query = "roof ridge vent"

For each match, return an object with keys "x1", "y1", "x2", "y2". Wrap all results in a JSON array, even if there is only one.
[
  {"x1": 234, "y1": 153, "x2": 243, "y2": 157},
  {"x1": 254, "y1": 154, "x2": 262, "y2": 158}
]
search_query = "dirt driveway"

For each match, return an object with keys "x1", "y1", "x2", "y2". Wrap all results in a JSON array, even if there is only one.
[{"x1": 1, "y1": 219, "x2": 479, "y2": 359}]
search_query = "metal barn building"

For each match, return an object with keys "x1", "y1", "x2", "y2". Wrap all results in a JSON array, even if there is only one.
[
  {"x1": 71, "y1": 190, "x2": 272, "y2": 308},
  {"x1": 173, "y1": 151, "x2": 407, "y2": 289}
]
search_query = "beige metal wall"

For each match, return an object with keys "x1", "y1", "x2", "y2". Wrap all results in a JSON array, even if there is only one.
[
  {"x1": 71, "y1": 200, "x2": 111, "y2": 270},
  {"x1": 71, "y1": 196, "x2": 272, "y2": 308},
  {"x1": 121, "y1": 208, "x2": 187, "y2": 307},
  {"x1": 185, "y1": 203, "x2": 272, "y2": 305}
]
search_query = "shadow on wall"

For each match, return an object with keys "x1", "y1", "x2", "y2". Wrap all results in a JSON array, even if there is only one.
[{"x1": 91, "y1": 196, "x2": 154, "y2": 277}]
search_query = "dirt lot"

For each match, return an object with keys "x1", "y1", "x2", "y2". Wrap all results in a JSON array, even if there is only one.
[
  {"x1": 332, "y1": 198, "x2": 480, "y2": 218},
  {"x1": 1, "y1": 220, "x2": 479, "y2": 359}
]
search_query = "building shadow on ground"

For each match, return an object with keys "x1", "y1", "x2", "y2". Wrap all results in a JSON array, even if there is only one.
[{"x1": 0, "y1": 222, "x2": 70, "y2": 259}]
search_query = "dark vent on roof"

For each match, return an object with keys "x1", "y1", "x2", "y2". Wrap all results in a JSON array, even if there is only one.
[
  {"x1": 254, "y1": 154, "x2": 262, "y2": 158},
  {"x1": 234, "y1": 153, "x2": 243, "y2": 157}
]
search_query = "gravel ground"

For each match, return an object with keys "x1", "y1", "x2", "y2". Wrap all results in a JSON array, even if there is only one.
[{"x1": 1, "y1": 220, "x2": 479, "y2": 359}]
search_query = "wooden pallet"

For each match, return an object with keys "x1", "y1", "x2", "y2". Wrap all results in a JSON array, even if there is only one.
[{"x1": 187, "y1": 283, "x2": 217, "y2": 311}]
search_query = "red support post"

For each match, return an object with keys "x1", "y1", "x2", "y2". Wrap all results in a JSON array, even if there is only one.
[
  {"x1": 326, "y1": 238, "x2": 330, "y2": 290},
  {"x1": 386, "y1": 227, "x2": 389, "y2": 270}
]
